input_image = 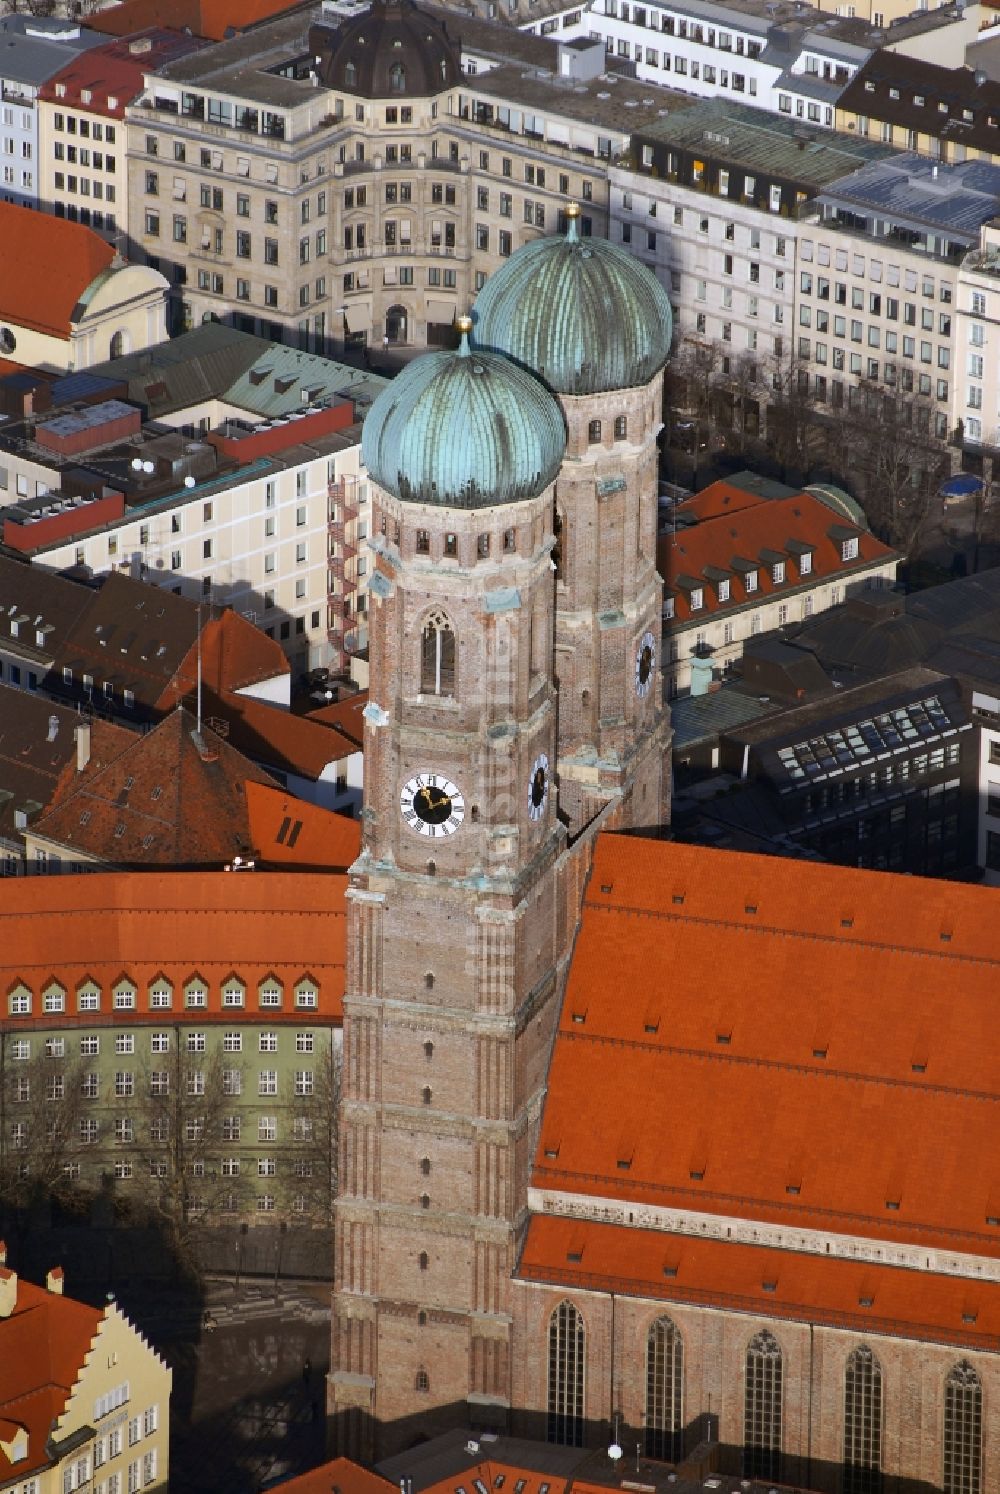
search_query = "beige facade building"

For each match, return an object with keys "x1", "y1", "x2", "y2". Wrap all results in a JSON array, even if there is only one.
[
  {"x1": 0, "y1": 1254, "x2": 170, "y2": 1494},
  {"x1": 121, "y1": 1, "x2": 679, "y2": 351}
]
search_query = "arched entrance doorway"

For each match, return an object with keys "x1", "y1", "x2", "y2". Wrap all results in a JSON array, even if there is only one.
[{"x1": 385, "y1": 305, "x2": 408, "y2": 346}]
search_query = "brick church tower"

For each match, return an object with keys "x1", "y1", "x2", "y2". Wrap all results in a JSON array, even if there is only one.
[{"x1": 330, "y1": 219, "x2": 674, "y2": 1457}]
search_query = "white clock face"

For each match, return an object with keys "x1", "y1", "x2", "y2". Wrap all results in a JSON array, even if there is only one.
[
  {"x1": 527, "y1": 752, "x2": 549, "y2": 823},
  {"x1": 400, "y1": 773, "x2": 465, "y2": 838},
  {"x1": 635, "y1": 630, "x2": 656, "y2": 699}
]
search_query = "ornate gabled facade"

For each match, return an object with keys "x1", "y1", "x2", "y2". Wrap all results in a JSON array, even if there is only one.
[{"x1": 329, "y1": 225, "x2": 673, "y2": 1456}]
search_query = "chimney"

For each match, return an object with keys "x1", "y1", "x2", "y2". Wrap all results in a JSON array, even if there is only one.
[
  {"x1": 75, "y1": 721, "x2": 91, "y2": 772},
  {"x1": 46, "y1": 1266, "x2": 64, "y2": 1295},
  {"x1": 0, "y1": 1267, "x2": 16, "y2": 1319}
]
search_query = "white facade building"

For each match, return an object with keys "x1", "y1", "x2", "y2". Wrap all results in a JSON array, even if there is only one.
[{"x1": 0, "y1": 15, "x2": 102, "y2": 208}]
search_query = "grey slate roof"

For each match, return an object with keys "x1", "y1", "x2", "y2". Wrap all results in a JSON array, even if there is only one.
[
  {"x1": 0, "y1": 15, "x2": 104, "y2": 87},
  {"x1": 670, "y1": 686, "x2": 778, "y2": 751},
  {"x1": 818, "y1": 154, "x2": 1000, "y2": 242}
]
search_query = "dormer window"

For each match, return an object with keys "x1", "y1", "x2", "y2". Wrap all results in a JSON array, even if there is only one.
[
  {"x1": 745, "y1": 569, "x2": 759, "y2": 593},
  {"x1": 842, "y1": 536, "x2": 859, "y2": 561},
  {"x1": 344, "y1": 61, "x2": 357, "y2": 87},
  {"x1": 800, "y1": 551, "x2": 813, "y2": 576},
  {"x1": 663, "y1": 595, "x2": 675, "y2": 619},
  {"x1": 914, "y1": 94, "x2": 924, "y2": 107},
  {"x1": 718, "y1": 578, "x2": 730, "y2": 602},
  {"x1": 772, "y1": 561, "x2": 785, "y2": 584},
  {"x1": 690, "y1": 587, "x2": 704, "y2": 611},
  {"x1": 864, "y1": 80, "x2": 875, "y2": 93},
  {"x1": 389, "y1": 62, "x2": 406, "y2": 93}
]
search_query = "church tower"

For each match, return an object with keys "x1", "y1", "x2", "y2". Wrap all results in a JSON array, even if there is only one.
[
  {"x1": 330, "y1": 320, "x2": 572, "y2": 1457},
  {"x1": 474, "y1": 205, "x2": 675, "y2": 836},
  {"x1": 330, "y1": 225, "x2": 675, "y2": 1459}
]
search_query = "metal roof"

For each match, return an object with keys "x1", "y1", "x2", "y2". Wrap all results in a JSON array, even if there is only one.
[
  {"x1": 670, "y1": 686, "x2": 778, "y2": 750},
  {"x1": 0, "y1": 16, "x2": 104, "y2": 87},
  {"x1": 633, "y1": 98, "x2": 895, "y2": 188},
  {"x1": 818, "y1": 153, "x2": 1000, "y2": 241}
]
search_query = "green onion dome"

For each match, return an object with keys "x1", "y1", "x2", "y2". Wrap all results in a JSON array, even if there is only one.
[
  {"x1": 361, "y1": 321, "x2": 567, "y2": 509},
  {"x1": 472, "y1": 208, "x2": 674, "y2": 395}
]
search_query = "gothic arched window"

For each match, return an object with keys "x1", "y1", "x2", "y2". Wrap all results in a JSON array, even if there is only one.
[
  {"x1": 389, "y1": 62, "x2": 406, "y2": 92},
  {"x1": 614, "y1": 415, "x2": 628, "y2": 440},
  {"x1": 844, "y1": 1346, "x2": 883, "y2": 1494},
  {"x1": 421, "y1": 609, "x2": 456, "y2": 696},
  {"x1": 744, "y1": 1329, "x2": 783, "y2": 1481},
  {"x1": 547, "y1": 1301, "x2": 585, "y2": 1446},
  {"x1": 943, "y1": 1362, "x2": 982, "y2": 1494},
  {"x1": 587, "y1": 419, "x2": 602, "y2": 444},
  {"x1": 645, "y1": 1315, "x2": 684, "y2": 1462}
]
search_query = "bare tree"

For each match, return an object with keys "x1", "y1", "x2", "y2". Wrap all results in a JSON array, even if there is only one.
[
  {"x1": 0, "y1": 1048, "x2": 89, "y2": 1209},
  {"x1": 284, "y1": 1042, "x2": 340, "y2": 1225},
  {"x1": 663, "y1": 338, "x2": 724, "y2": 488},
  {"x1": 763, "y1": 351, "x2": 822, "y2": 480},
  {"x1": 829, "y1": 384, "x2": 946, "y2": 557},
  {"x1": 131, "y1": 1047, "x2": 248, "y2": 1264}
]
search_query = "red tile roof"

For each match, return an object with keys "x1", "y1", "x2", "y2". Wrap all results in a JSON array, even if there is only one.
[
  {"x1": 534, "y1": 835, "x2": 1000, "y2": 1261},
  {"x1": 0, "y1": 687, "x2": 132, "y2": 846},
  {"x1": 305, "y1": 691, "x2": 367, "y2": 748},
  {"x1": 196, "y1": 689, "x2": 359, "y2": 780},
  {"x1": 270, "y1": 1458, "x2": 397, "y2": 1494},
  {"x1": 244, "y1": 780, "x2": 361, "y2": 871},
  {"x1": 0, "y1": 868, "x2": 347, "y2": 1024},
  {"x1": 659, "y1": 483, "x2": 896, "y2": 625},
  {"x1": 33, "y1": 708, "x2": 277, "y2": 867},
  {"x1": 519, "y1": 1216, "x2": 1000, "y2": 1352},
  {"x1": 0, "y1": 1270, "x2": 102, "y2": 1481},
  {"x1": 159, "y1": 608, "x2": 290, "y2": 706},
  {"x1": 38, "y1": 30, "x2": 204, "y2": 118},
  {"x1": 0, "y1": 205, "x2": 115, "y2": 341},
  {"x1": 89, "y1": 0, "x2": 299, "y2": 41}
]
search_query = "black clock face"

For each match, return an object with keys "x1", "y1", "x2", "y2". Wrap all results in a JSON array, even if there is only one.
[
  {"x1": 527, "y1": 753, "x2": 549, "y2": 822},
  {"x1": 531, "y1": 767, "x2": 546, "y2": 809},
  {"x1": 400, "y1": 774, "x2": 465, "y2": 838},
  {"x1": 635, "y1": 630, "x2": 656, "y2": 699}
]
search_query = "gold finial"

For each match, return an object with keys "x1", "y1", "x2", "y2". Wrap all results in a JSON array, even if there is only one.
[
  {"x1": 565, "y1": 200, "x2": 581, "y2": 243},
  {"x1": 455, "y1": 312, "x2": 473, "y2": 357},
  {"x1": 566, "y1": 200, "x2": 581, "y2": 219}
]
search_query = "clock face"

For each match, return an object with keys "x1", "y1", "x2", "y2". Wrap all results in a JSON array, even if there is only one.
[
  {"x1": 635, "y1": 630, "x2": 656, "y2": 699},
  {"x1": 400, "y1": 773, "x2": 465, "y2": 838},
  {"x1": 528, "y1": 753, "x2": 549, "y2": 823}
]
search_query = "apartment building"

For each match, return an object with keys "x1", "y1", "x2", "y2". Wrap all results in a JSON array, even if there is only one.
[
  {"x1": 0, "y1": 1257, "x2": 171, "y2": 1494},
  {"x1": 37, "y1": 30, "x2": 204, "y2": 242},
  {"x1": 800, "y1": 152, "x2": 1000, "y2": 428},
  {"x1": 609, "y1": 100, "x2": 891, "y2": 386},
  {"x1": 836, "y1": 50, "x2": 1000, "y2": 166},
  {"x1": 0, "y1": 327, "x2": 383, "y2": 674},
  {"x1": 660, "y1": 471, "x2": 898, "y2": 694},
  {"x1": 955, "y1": 219, "x2": 1000, "y2": 457},
  {"x1": 610, "y1": 100, "x2": 1000, "y2": 432},
  {"x1": 121, "y1": 0, "x2": 678, "y2": 351},
  {"x1": 561, "y1": 0, "x2": 982, "y2": 122},
  {"x1": 0, "y1": 14, "x2": 103, "y2": 209},
  {"x1": 0, "y1": 871, "x2": 346, "y2": 1223}
]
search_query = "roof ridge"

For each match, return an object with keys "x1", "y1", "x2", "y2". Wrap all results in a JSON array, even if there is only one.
[
  {"x1": 557, "y1": 1029, "x2": 1000, "y2": 1104},
  {"x1": 582, "y1": 898, "x2": 1000, "y2": 970}
]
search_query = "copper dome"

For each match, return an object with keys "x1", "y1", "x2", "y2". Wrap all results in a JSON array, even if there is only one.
[{"x1": 311, "y1": 0, "x2": 461, "y2": 100}]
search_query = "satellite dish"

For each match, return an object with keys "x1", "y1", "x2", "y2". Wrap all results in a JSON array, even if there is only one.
[
  {"x1": 608, "y1": 1445, "x2": 622, "y2": 1463},
  {"x1": 184, "y1": 475, "x2": 195, "y2": 488},
  {"x1": 142, "y1": 460, "x2": 154, "y2": 474},
  {"x1": 131, "y1": 457, "x2": 143, "y2": 471}
]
